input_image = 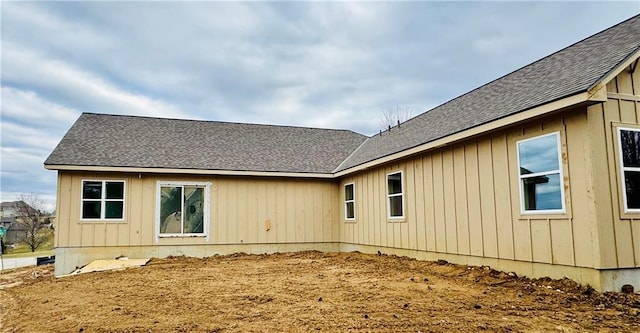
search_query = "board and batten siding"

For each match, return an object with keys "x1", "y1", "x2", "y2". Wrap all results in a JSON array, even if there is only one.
[
  {"x1": 589, "y1": 65, "x2": 640, "y2": 269},
  {"x1": 55, "y1": 172, "x2": 340, "y2": 248},
  {"x1": 341, "y1": 67, "x2": 640, "y2": 271}
]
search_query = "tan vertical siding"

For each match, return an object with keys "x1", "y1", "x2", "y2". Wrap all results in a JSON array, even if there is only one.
[
  {"x1": 492, "y1": 134, "x2": 515, "y2": 260},
  {"x1": 587, "y1": 103, "x2": 619, "y2": 268},
  {"x1": 594, "y1": 67, "x2": 640, "y2": 268},
  {"x1": 414, "y1": 158, "x2": 427, "y2": 251},
  {"x1": 478, "y1": 141, "x2": 498, "y2": 258},
  {"x1": 464, "y1": 144, "x2": 484, "y2": 257},
  {"x1": 431, "y1": 153, "x2": 446, "y2": 252},
  {"x1": 56, "y1": 173, "x2": 339, "y2": 248},
  {"x1": 530, "y1": 220, "x2": 552, "y2": 263},
  {"x1": 453, "y1": 148, "x2": 470, "y2": 255},
  {"x1": 564, "y1": 111, "x2": 593, "y2": 267},
  {"x1": 423, "y1": 156, "x2": 437, "y2": 252},
  {"x1": 339, "y1": 97, "x2": 639, "y2": 270}
]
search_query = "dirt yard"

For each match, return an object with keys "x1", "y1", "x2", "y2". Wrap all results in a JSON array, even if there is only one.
[{"x1": 1, "y1": 251, "x2": 639, "y2": 332}]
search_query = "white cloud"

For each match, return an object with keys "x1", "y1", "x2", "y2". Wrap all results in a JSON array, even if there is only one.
[
  {"x1": 2, "y1": 45, "x2": 190, "y2": 119},
  {"x1": 1, "y1": 87, "x2": 79, "y2": 128}
]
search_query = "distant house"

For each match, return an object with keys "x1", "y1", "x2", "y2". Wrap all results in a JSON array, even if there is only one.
[
  {"x1": 46, "y1": 15, "x2": 640, "y2": 291},
  {"x1": 0, "y1": 201, "x2": 20, "y2": 219},
  {"x1": 0, "y1": 201, "x2": 34, "y2": 244}
]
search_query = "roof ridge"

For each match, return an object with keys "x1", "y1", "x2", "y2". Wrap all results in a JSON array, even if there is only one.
[
  {"x1": 80, "y1": 112, "x2": 366, "y2": 135},
  {"x1": 333, "y1": 136, "x2": 371, "y2": 173}
]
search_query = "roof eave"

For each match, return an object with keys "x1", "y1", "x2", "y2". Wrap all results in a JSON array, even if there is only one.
[
  {"x1": 44, "y1": 164, "x2": 336, "y2": 179},
  {"x1": 335, "y1": 90, "x2": 605, "y2": 177}
]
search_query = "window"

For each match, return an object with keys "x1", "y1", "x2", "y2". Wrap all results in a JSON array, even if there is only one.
[
  {"x1": 157, "y1": 182, "x2": 209, "y2": 237},
  {"x1": 617, "y1": 127, "x2": 640, "y2": 212},
  {"x1": 344, "y1": 183, "x2": 355, "y2": 220},
  {"x1": 387, "y1": 171, "x2": 404, "y2": 219},
  {"x1": 81, "y1": 180, "x2": 125, "y2": 220},
  {"x1": 517, "y1": 132, "x2": 565, "y2": 214}
]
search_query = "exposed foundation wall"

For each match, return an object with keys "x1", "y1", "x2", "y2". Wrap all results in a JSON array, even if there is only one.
[
  {"x1": 54, "y1": 243, "x2": 341, "y2": 276},
  {"x1": 340, "y1": 244, "x2": 640, "y2": 293},
  {"x1": 55, "y1": 172, "x2": 341, "y2": 251}
]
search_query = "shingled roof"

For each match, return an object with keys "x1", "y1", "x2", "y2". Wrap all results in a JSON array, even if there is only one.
[
  {"x1": 335, "y1": 14, "x2": 640, "y2": 172},
  {"x1": 45, "y1": 113, "x2": 367, "y2": 174}
]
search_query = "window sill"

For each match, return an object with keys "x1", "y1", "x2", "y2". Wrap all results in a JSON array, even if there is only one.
[
  {"x1": 79, "y1": 219, "x2": 126, "y2": 224},
  {"x1": 517, "y1": 211, "x2": 569, "y2": 220},
  {"x1": 158, "y1": 234, "x2": 207, "y2": 238},
  {"x1": 387, "y1": 218, "x2": 406, "y2": 223},
  {"x1": 344, "y1": 219, "x2": 357, "y2": 223}
]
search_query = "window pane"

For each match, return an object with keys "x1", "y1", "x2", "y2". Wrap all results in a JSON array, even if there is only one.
[
  {"x1": 624, "y1": 171, "x2": 640, "y2": 209},
  {"x1": 346, "y1": 202, "x2": 355, "y2": 219},
  {"x1": 106, "y1": 182, "x2": 124, "y2": 199},
  {"x1": 389, "y1": 196, "x2": 403, "y2": 217},
  {"x1": 522, "y1": 173, "x2": 562, "y2": 211},
  {"x1": 388, "y1": 173, "x2": 402, "y2": 195},
  {"x1": 184, "y1": 186, "x2": 204, "y2": 234},
  {"x1": 620, "y1": 130, "x2": 640, "y2": 167},
  {"x1": 105, "y1": 201, "x2": 124, "y2": 219},
  {"x1": 83, "y1": 181, "x2": 102, "y2": 199},
  {"x1": 160, "y1": 186, "x2": 182, "y2": 233},
  {"x1": 345, "y1": 184, "x2": 354, "y2": 201},
  {"x1": 518, "y1": 135, "x2": 559, "y2": 174},
  {"x1": 82, "y1": 201, "x2": 101, "y2": 219}
]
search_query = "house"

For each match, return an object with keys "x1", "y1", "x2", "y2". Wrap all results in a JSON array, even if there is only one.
[
  {"x1": 45, "y1": 15, "x2": 640, "y2": 291},
  {"x1": 1, "y1": 201, "x2": 34, "y2": 244}
]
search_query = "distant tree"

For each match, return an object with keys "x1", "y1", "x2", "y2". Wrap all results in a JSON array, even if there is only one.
[
  {"x1": 14, "y1": 195, "x2": 50, "y2": 252},
  {"x1": 380, "y1": 105, "x2": 415, "y2": 131}
]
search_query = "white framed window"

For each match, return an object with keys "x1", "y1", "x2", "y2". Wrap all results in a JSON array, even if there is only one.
[
  {"x1": 387, "y1": 171, "x2": 404, "y2": 219},
  {"x1": 344, "y1": 182, "x2": 355, "y2": 221},
  {"x1": 516, "y1": 132, "x2": 565, "y2": 214},
  {"x1": 617, "y1": 127, "x2": 640, "y2": 213},
  {"x1": 156, "y1": 181, "x2": 210, "y2": 239},
  {"x1": 81, "y1": 180, "x2": 125, "y2": 220}
]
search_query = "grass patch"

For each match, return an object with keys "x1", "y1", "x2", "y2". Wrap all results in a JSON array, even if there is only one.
[
  {"x1": 3, "y1": 228, "x2": 54, "y2": 256},
  {"x1": 1, "y1": 249, "x2": 54, "y2": 259}
]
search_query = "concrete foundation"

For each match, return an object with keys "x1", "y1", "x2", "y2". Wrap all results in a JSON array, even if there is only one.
[{"x1": 54, "y1": 242, "x2": 639, "y2": 293}]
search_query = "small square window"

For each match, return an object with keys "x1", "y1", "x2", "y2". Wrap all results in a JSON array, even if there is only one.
[{"x1": 81, "y1": 180, "x2": 125, "y2": 220}]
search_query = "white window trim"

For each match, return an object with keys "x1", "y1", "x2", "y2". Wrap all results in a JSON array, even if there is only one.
[
  {"x1": 617, "y1": 127, "x2": 640, "y2": 213},
  {"x1": 80, "y1": 179, "x2": 126, "y2": 221},
  {"x1": 344, "y1": 182, "x2": 355, "y2": 221},
  {"x1": 155, "y1": 181, "x2": 211, "y2": 242},
  {"x1": 386, "y1": 171, "x2": 405, "y2": 220},
  {"x1": 516, "y1": 132, "x2": 566, "y2": 215}
]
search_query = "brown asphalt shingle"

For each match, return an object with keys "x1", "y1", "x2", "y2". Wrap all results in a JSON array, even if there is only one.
[{"x1": 45, "y1": 114, "x2": 367, "y2": 174}]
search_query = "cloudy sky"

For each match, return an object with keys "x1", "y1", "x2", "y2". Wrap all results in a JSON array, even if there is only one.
[{"x1": 1, "y1": 1, "x2": 639, "y2": 211}]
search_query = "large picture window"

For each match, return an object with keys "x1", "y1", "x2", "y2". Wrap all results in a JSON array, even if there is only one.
[
  {"x1": 344, "y1": 183, "x2": 355, "y2": 221},
  {"x1": 617, "y1": 127, "x2": 640, "y2": 212},
  {"x1": 517, "y1": 132, "x2": 565, "y2": 214},
  {"x1": 81, "y1": 180, "x2": 125, "y2": 220},
  {"x1": 157, "y1": 182, "x2": 209, "y2": 237},
  {"x1": 387, "y1": 171, "x2": 404, "y2": 219}
]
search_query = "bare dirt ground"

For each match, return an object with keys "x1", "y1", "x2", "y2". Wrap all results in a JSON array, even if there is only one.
[{"x1": 1, "y1": 251, "x2": 639, "y2": 332}]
